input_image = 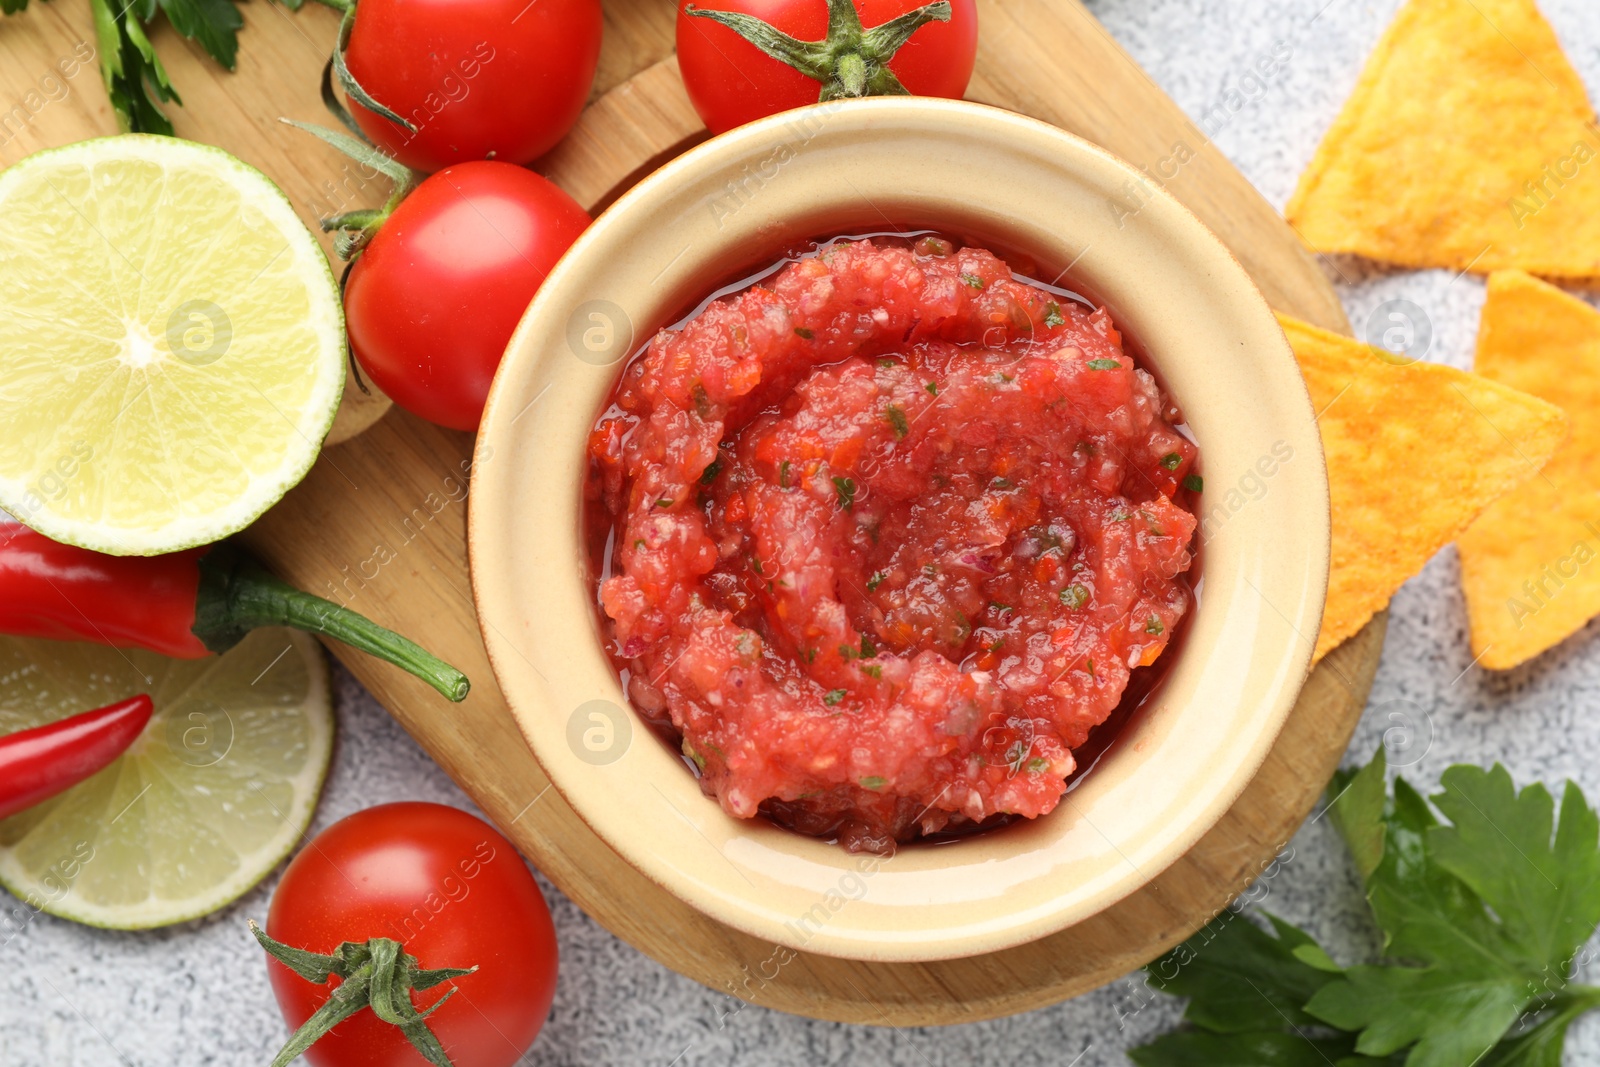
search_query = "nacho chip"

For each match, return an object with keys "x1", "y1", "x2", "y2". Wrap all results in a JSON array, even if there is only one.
[
  {"x1": 1459, "y1": 272, "x2": 1600, "y2": 668},
  {"x1": 1277, "y1": 313, "x2": 1567, "y2": 661},
  {"x1": 1285, "y1": 0, "x2": 1600, "y2": 281}
]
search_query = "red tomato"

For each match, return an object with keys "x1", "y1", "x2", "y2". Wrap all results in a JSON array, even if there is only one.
[
  {"x1": 344, "y1": 161, "x2": 591, "y2": 431},
  {"x1": 343, "y1": 0, "x2": 603, "y2": 171},
  {"x1": 676, "y1": 0, "x2": 978, "y2": 134},
  {"x1": 264, "y1": 803, "x2": 558, "y2": 1067}
]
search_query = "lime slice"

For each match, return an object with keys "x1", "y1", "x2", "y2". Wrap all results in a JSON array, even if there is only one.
[
  {"x1": 0, "y1": 135, "x2": 344, "y2": 555},
  {"x1": 0, "y1": 629, "x2": 333, "y2": 929}
]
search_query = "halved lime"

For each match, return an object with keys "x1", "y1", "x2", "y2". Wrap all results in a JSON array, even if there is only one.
[
  {"x1": 0, "y1": 135, "x2": 344, "y2": 555},
  {"x1": 0, "y1": 629, "x2": 333, "y2": 929}
]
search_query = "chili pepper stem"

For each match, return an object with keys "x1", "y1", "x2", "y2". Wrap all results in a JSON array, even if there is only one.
[{"x1": 195, "y1": 546, "x2": 470, "y2": 702}]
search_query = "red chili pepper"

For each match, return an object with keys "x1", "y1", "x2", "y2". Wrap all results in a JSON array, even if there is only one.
[
  {"x1": 0, "y1": 695, "x2": 154, "y2": 820},
  {"x1": 0, "y1": 526, "x2": 469, "y2": 702}
]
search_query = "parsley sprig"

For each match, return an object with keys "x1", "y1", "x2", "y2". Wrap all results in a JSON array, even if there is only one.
[
  {"x1": 5, "y1": 0, "x2": 325, "y2": 133},
  {"x1": 1134, "y1": 748, "x2": 1600, "y2": 1067}
]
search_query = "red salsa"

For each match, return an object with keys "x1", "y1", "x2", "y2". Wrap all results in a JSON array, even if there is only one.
[{"x1": 586, "y1": 237, "x2": 1199, "y2": 852}]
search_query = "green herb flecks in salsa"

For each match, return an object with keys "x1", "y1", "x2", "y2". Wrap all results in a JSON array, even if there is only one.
[{"x1": 832, "y1": 475, "x2": 856, "y2": 511}]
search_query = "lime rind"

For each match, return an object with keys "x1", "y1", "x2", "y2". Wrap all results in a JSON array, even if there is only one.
[{"x1": 0, "y1": 135, "x2": 345, "y2": 556}]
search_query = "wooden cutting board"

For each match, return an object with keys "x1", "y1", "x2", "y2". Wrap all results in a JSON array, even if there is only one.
[{"x1": 0, "y1": 0, "x2": 1385, "y2": 1024}]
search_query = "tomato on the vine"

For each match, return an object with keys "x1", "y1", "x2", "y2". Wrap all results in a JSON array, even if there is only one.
[
  {"x1": 343, "y1": 161, "x2": 591, "y2": 431},
  {"x1": 259, "y1": 803, "x2": 559, "y2": 1067},
  {"x1": 676, "y1": 0, "x2": 978, "y2": 134},
  {"x1": 342, "y1": 0, "x2": 603, "y2": 171}
]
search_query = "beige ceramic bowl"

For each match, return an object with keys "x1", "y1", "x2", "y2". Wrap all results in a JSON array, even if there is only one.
[{"x1": 470, "y1": 98, "x2": 1329, "y2": 963}]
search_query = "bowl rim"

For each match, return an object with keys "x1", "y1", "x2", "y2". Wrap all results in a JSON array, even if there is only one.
[{"x1": 469, "y1": 95, "x2": 1330, "y2": 962}]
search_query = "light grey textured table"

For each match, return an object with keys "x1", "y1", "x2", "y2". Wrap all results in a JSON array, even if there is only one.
[{"x1": 6, "y1": 0, "x2": 1600, "y2": 1063}]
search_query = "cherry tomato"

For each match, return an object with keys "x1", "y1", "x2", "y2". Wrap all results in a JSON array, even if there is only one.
[
  {"x1": 264, "y1": 803, "x2": 558, "y2": 1067},
  {"x1": 343, "y1": 0, "x2": 603, "y2": 171},
  {"x1": 676, "y1": 0, "x2": 978, "y2": 134},
  {"x1": 344, "y1": 161, "x2": 591, "y2": 431}
]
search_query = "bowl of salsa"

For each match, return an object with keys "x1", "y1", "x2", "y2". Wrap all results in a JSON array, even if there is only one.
[{"x1": 470, "y1": 97, "x2": 1329, "y2": 963}]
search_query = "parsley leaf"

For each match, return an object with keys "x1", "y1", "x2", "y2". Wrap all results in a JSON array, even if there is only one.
[
  {"x1": 161, "y1": 0, "x2": 244, "y2": 70},
  {"x1": 96, "y1": 0, "x2": 181, "y2": 134},
  {"x1": 885, "y1": 404, "x2": 909, "y2": 440},
  {"x1": 1307, "y1": 759, "x2": 1600, "y2": 1067},
  {"x1": 1428, "y1": 765, "x2": 1600, "y2": 972},
  {"x1": 9, "y1": 0, "x2": 246, "y2": 133},
  {"x1": 1133, "y1": 750, "x2": 1600, "y2": 1067},
  {"x1": 832, "y1": 475, "x2": 856, "y2": 511},
  {"x1": 1145, "y1": 910, "x2": 1344, "y2": 1035}
]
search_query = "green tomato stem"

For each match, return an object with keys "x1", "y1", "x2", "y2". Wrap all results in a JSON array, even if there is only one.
[
  {"x1": 251, "y1": 922, "x2": 476, "y2": 1067},
  {"x1": 684, "y1": 0, "x2": 952, "y2": 101}
]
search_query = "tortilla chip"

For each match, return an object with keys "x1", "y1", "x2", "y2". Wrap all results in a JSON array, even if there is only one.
[
  {"x1": 1277, "y1": 313, "x2": 1567, "y2": 661},
  {"x1": 1459, "y1": 273, "x2": 1600, "y2": 668},
  {"x1": 1285, "y1": 0, "x2": 1600, "y2": 281}
]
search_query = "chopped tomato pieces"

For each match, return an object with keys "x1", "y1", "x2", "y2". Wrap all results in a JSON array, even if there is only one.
[{"x1": 588, "y1": 240, "x2": 1198, "y2": 851}]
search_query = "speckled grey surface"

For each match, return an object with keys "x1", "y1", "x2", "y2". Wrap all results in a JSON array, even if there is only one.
[{"x1": 7, "y1": 0, "x2": 1600, "y2": 1063}]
